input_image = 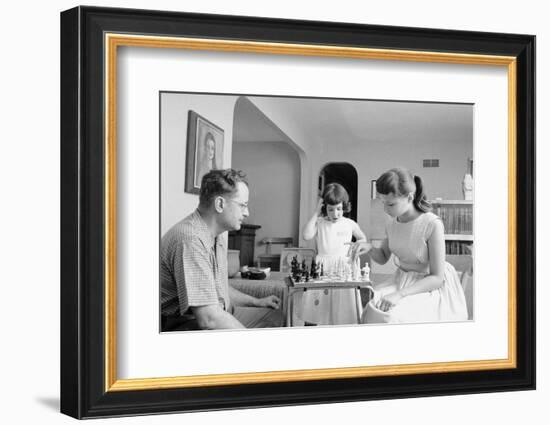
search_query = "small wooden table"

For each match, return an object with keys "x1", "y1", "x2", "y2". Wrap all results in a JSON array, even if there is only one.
[{"x1": 285, "y1": 276, "x2": 374, "y2": 327}]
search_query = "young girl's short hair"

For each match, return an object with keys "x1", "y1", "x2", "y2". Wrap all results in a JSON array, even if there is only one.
[
  {"x1": 321, "y1": 183, "x2": 352, "y2": 216},
  {"x1": 376, "y1": 168, "x2": 431, "y2": 212}
]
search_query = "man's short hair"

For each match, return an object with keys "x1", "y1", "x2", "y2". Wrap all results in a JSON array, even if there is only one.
[{"x1": 199, "y1": 169, "x2": 248, "y2": 207}]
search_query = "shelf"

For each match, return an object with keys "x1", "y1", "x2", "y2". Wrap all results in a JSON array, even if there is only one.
[{"x1": 444, "y1": 234, "x2": 474, "y2": 241}]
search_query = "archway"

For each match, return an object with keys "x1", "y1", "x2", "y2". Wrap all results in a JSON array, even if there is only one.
[
  {"x1": 319, "y1": 163, "x2": 358, "y2": 222},
  {"x1": 231, "y1": 96, "x2": 303, "y2": 267}
]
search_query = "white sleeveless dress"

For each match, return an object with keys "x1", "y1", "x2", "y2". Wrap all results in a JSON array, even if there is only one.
[
  {"x1": 300, "y1": 217, "x2": 362, "y2": 325},
  {"x1": 364, "y1": 212, "x2": 468, "y2": 324}
]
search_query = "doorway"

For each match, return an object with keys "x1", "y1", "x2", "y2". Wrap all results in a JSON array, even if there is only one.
[{"x1": 318, "y1": 162, "x2": 358, "y2": 222}]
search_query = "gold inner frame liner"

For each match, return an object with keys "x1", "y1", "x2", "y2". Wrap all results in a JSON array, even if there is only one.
[{"x1": 104, "y1": 33, "x2": 517, "y2": 392}]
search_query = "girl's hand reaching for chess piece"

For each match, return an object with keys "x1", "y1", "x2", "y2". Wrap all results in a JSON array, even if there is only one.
[{"x1": 349, "y1": 241, "x2": 372, "y2": 262}]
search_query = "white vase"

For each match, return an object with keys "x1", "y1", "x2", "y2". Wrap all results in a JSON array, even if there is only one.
[{"x1": 462, "y1": 173, "x2": 473, "y2": 201}]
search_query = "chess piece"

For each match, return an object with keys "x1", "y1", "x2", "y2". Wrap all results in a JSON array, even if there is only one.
[
  {"x1": 291, "y1": 255, "x2": 299, "y2": 280},
  {"x1": 352, "y1": 260, "x2": 360, "y2": 281},
  {"x1": 361, "y1": 263, "x2": 371, "y2": 281},
  {"x1": 310, "y1": 258, "x2": 318, "y2": 279},
  {"x1": 291, "y1": 255, "x2": 298, "y2": 272},
  {"x1": 338, "y1": 258, "x2": 345, "y2": 280},
  {"x1": 345, "y1": 263, "x2": 352, "y2": 281}
]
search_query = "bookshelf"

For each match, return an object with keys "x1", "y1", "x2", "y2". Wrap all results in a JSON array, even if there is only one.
[{"x1": 431, "y1": 200, "x2": 473, "y2": 255}]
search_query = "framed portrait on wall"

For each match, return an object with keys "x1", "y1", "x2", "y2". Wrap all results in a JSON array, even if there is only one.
[
  {"x1": 60, "y1": 5, "x2": 535, "y2": 420},
  {"x1": 184, "y1": 109, "x2": 224, "y2": 194}
]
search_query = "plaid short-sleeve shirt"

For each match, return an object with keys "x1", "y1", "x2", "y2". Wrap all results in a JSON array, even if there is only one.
[{"x1": 160, "y1": 210, "x2": 230, "y2": 317}]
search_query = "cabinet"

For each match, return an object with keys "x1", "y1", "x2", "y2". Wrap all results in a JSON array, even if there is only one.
[
  {"x1": 228, "y1": 224, "x2": 261, "y2": 267},
  {"x1": 431, "y1": 200, "x2": 473, "y2": 255}
]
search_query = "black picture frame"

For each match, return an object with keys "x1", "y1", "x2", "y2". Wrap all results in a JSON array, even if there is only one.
[
  {"x1": 60, "y1": 6, "x2": 535, "y2": 419},
  {"x1": 184, "y1": 110, "x2": 224, "y2": 194}
]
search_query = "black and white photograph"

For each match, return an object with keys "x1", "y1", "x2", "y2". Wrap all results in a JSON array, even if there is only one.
[{"x1": 160, "y1": 93, "x2": 474, "y2": 332}]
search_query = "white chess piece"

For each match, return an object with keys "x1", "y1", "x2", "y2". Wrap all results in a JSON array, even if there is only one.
[
  {"x1": 361, "y1": 263, "x2": 371, "y2": 282},
  {"x1": 352, "y1": 259, "x2": 360, "y2": 281}
]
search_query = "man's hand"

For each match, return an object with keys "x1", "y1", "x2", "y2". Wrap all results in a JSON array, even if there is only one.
[{"x1": 256, "y1": 295, "x2": 281, "y2": 309}]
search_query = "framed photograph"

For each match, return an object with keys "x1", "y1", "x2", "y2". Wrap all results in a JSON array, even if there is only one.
[
  {"x1": 184, "y1": 109, "x2": 224, "y2": 194},
  {"x1": 61, "y1": 6, "x2": 535, "y2": 419}
]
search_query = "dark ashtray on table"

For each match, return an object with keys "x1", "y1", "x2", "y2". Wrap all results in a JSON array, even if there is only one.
[{"x1": 239, "y1": 266, "x2": 271, "y2": 280}]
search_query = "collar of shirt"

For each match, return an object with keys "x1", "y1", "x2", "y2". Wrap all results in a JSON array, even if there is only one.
[{"x1": 191, "y1": 209, "x2": 224, "y2": 251}]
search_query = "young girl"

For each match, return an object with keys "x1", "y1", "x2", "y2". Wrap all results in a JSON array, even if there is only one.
[
  {"x1": 300, "y1": 183, "x2": 367, "y2": 325},
  {"x1": 353, "y1": 168, "x2": 468, "y2": 323}
]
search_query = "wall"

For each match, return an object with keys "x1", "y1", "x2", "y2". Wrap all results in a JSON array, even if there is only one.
[
  {"x1": 249, "y1": 97, "x2": 473, "y2": 239},
  {"x1": 248, "y1": 97, "x2": 314, "y2": 243},
  {"x1": 308, "y1": 137, "x2": 472, "y2": 239},
  {"x1": 160, "y1": 93, "x2": 238, "y2": 234},
  {"x1": 232, "y1": 141, "x2": 301, "y2": 262}
]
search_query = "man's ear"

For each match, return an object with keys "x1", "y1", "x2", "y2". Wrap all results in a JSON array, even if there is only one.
[{"x1": 214, "y1": 196, "x2": 225, "y2": 213}]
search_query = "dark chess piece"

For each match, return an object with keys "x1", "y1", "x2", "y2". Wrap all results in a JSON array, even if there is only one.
[
  {"x1": 310, "y1": 258, "x2": 318, "y2": 279},
  {"x1": 291, "y1": 255, "x2": 299, "y2": 279},
  {"x1": 320, "y1": 263, "x2": 324, "y2": 277}
]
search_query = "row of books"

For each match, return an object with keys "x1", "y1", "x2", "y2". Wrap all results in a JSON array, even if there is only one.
[
  {"x1": 433, "y1": 203, "x2": 473, "y2": 235},
  {"x1": 445, "y1": 241, "x2": 473, "y2": 255}
]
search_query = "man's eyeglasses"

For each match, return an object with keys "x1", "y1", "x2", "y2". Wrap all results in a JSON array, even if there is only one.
[{"x1": 225, "y1": 198, "x2": 249, "y2": 212}]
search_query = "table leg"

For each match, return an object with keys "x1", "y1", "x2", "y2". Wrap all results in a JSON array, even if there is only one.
[
  {"x1": 286, "y1": 289, "x2": 292, "y2": 328},
  {"x1": 286, "y1": 289, "x2": 292, "y2": 327},
  {"x1": 355, "y1": 287, "x2": 362, "y2": 324}
]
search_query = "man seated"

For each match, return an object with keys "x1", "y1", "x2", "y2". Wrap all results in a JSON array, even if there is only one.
[{"x1": 161, "y1": 168, "x2": 283, "y2": 331}]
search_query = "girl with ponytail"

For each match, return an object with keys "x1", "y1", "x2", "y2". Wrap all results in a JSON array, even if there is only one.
[{"x1": 352, "y1": 168, "x2": 468, "y2": 323}]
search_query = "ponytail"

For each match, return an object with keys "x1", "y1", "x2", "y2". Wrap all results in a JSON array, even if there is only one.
[
  {"x1": 413, "y1": 175, "x2": 432, "y2": 212},
  {"x1": 377, "y1": 168, "x2": 432, "y2": 213}
]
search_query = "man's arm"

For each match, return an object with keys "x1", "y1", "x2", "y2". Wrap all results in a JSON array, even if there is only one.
[
  {"x1": 191, "y1": 304, "x2": 245, "y2": 329},
  {"x1": 229, "y1": 286, "x2": 280, "y2": 309}
]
